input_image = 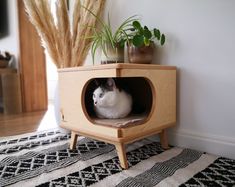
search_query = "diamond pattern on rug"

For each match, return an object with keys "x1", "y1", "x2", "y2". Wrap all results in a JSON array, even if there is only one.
[
  {"x1": 0, "y1": 133, "x2": 71, "y2": 155},
  {"x1": 0, "y1": 130, "x2": 61, "y2": 146},
  {"x1": 116, "y1": 149, "x2": 203, "y2": 187},
  {"x1": 0, "y1": 139, "x2": 114, "y2": 186},
  {"x1": 180, "y1": 157, "x2": 235, "y2": 186},
  {"x1": 37, "y1": 142, "x2": 164, "y2": 187}
]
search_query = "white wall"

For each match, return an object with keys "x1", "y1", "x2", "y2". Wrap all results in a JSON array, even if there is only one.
[
  {"x1": 0, "y1": 0, "x2": 19, "y2": 68},
  {"x1": 104, "y1": 0, "x2": 235, "y2": 158}
]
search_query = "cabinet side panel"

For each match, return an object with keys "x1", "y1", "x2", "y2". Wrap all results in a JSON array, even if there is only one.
[
  {"x1": 58, "y1": 68, "x2": 119, "y2": 138},
  {"x1": 120, "y1": 69, "x2": 176, "y2": 138}
]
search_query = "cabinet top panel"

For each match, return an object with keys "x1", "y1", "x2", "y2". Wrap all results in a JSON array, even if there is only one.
[{"x1": 58, "y1": 63, "x2": 176, "y2": 73}]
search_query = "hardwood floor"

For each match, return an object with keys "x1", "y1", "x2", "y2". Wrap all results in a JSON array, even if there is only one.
[{"x1": 0, "y1": 104, "x2": 59, "y2": 137}]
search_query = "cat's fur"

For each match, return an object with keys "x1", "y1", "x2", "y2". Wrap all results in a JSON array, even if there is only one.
[{"x1": 93, "y1": 78, "x2": 132, "y2": 119}]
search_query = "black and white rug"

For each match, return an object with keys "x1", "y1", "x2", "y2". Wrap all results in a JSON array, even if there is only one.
[{"x1": 0, "y1": 129, "x2": 234, "y2": 187}]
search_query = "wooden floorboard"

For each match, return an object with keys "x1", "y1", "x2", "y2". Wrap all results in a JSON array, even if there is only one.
[{"x1": 0, "y1": 104, "x2": 59, "y2": 137}]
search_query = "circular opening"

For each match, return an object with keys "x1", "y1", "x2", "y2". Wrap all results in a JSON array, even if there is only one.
[{"x1": 83, "y1": 77, "x2": 154, "y2": 128}]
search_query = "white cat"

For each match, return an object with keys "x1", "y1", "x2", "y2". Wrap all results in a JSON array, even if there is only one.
[{"x1": 93, "y1": 78, "x2": 132, "y2": 119}]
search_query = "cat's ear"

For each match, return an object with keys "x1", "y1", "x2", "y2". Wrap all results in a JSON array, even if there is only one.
[{"x1": 107, "y1": 78, "x2": 116, "y2": 89}]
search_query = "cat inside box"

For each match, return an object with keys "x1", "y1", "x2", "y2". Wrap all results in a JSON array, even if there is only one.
[{"x1": 85, "y1": 78, "x2": 152, "y2": 119}]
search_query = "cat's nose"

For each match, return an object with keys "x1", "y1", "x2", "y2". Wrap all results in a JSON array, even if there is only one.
[{"x1": 94, "y1": 101, "x2": 97, "y2": 105}]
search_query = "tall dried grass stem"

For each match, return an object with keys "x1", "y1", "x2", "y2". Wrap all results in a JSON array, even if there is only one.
[{"x1": 23, "y1": 0, "x2": 106, "y2": 68}]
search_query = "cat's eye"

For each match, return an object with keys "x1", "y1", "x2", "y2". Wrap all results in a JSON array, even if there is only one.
[{"x1": 99, "y1": 93, "x2": 104, "y2": 98}]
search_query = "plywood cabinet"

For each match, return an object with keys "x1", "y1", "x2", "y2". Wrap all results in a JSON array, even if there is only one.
[{"x1": 58, "y1": 63, "x2": 176, "y2": 169}]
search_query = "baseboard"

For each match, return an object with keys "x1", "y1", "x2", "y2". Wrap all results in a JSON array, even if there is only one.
[{"x1": 168, "y1": 129, "x2": 235, "y2": 159}]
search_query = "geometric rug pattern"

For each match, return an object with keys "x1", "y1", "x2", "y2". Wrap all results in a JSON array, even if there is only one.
[
  {"x1": 180, "y1": 157, "x2": 235, "y2": 187},
  {"x1": 38, "y1": 142, "x2": 165, "y2": 187},
  {"x1": 0, "y1": 129, "x2": 234, "y2": 187}
]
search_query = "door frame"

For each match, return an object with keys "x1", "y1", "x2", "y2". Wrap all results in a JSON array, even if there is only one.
[{"x1": 18, "y1": 0, "x2": 48, "y2": 112}]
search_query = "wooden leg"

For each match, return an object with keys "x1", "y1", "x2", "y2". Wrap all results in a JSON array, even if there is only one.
[
  {"x1": 160, "y1": 129, "x2": 170, "y2": 149},
  {"x1": 70, "y1": 131, "x2": 78, "y2": 149},
  {"x1": 115, "y1": 143, "x2": 128, "y2": 169}
]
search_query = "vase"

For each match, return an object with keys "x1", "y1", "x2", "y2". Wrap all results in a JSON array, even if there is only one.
[
  {"x1": 127, "y1": 43, "x2": 155, "y2": 64},
  {"x1": 101, "y1": 43, "x2": 124, "y2": 64}
]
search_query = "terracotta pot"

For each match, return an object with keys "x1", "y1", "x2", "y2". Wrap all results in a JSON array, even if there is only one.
[
  {"x1": 128, "y1": 43, "x2": 154, "y2": 64},
  {"x1": 101, "y1": 43, "x2": 124, "y2": 64}
]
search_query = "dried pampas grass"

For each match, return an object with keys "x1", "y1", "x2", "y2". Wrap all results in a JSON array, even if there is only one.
[{"x1": 23, "y1": 0, "x2": 106, "y2": 68}]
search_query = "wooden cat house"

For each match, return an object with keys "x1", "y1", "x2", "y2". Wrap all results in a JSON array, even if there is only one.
[{"x1": 58, "y1": 63, "x2": 176, "y2": 169}]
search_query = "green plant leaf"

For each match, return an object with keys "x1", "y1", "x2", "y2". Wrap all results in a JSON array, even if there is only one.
[
  {"x1": 119, "y1": 29, "x2": 130, "y2": 45},
  {"x1": 119, "y1": 39, "x2": 125, "y2": 48},
  {"x1": 143, "y1": 27, "x2": 152, "y2": 39},
  {"x1": 154, "y1": 28, "x2": 160, "y2": 40},
  {"x1": 139, "y1": 27, "x2": 144, "y2": 35},
  {"x1": 113, "y1": 15, "x2": 139, "y2": 44},
  {"x1": 107, "y1": 12, "x2": 111, "y2": 29},
  {"x1": 144, "y1": 38, "x2": 150, "y2": 46},
  {"x1": 132, "y1": 20, "x2": 141, "y2": 30},
  {"x1": 160, "y1": 34, "x2": 165, "y2": 45},
  {"x1": 133, "y1": 35, "x2": 144, "y2": 47},
  {"x1": 91, "y1": 37, "x2": 101, "y2": 64},
  {"x1": 101, "y1": 37, "x2": 108, "y2": 57},
  {"x1": 82, "y1": 6, "x2": 114, "y2": 48}
]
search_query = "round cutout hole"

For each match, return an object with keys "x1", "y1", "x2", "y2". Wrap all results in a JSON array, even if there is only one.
[{"x1": 83, "y1": 77, "x2": 154, "y2": 127}]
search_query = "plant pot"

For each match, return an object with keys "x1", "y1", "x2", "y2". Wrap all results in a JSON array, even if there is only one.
[
  {"x1": 0, "y1": 60, "x2": 8, "y2": 68},
  {"x1": 128, "y1": 43, "x2": 154, "y2": 64},
  {"x1": 101, "y1": 44, "x2": 124, "y2": 64}
]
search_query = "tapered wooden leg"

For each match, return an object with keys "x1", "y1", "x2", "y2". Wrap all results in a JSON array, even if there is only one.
[
  {"x1": 115, "y1": 143, "x2": 128, "y2": 169},
  {"x1": 70, "y1": 131, "x2": 78, "y2": 149},
  {"x1": 160, "y1": 129, "x2": 170, "y2": 149}
]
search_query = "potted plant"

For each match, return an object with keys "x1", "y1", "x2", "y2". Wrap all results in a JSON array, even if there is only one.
[
  {"x1": 84, "y1": 7, "x2": 138, "y2": 64},
  {"x1": 0, "y1": 51, "x2": 13, "y2": 68},
  {"x1": 126, "y1": 21, "x2": 166, "y2": 64}
]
